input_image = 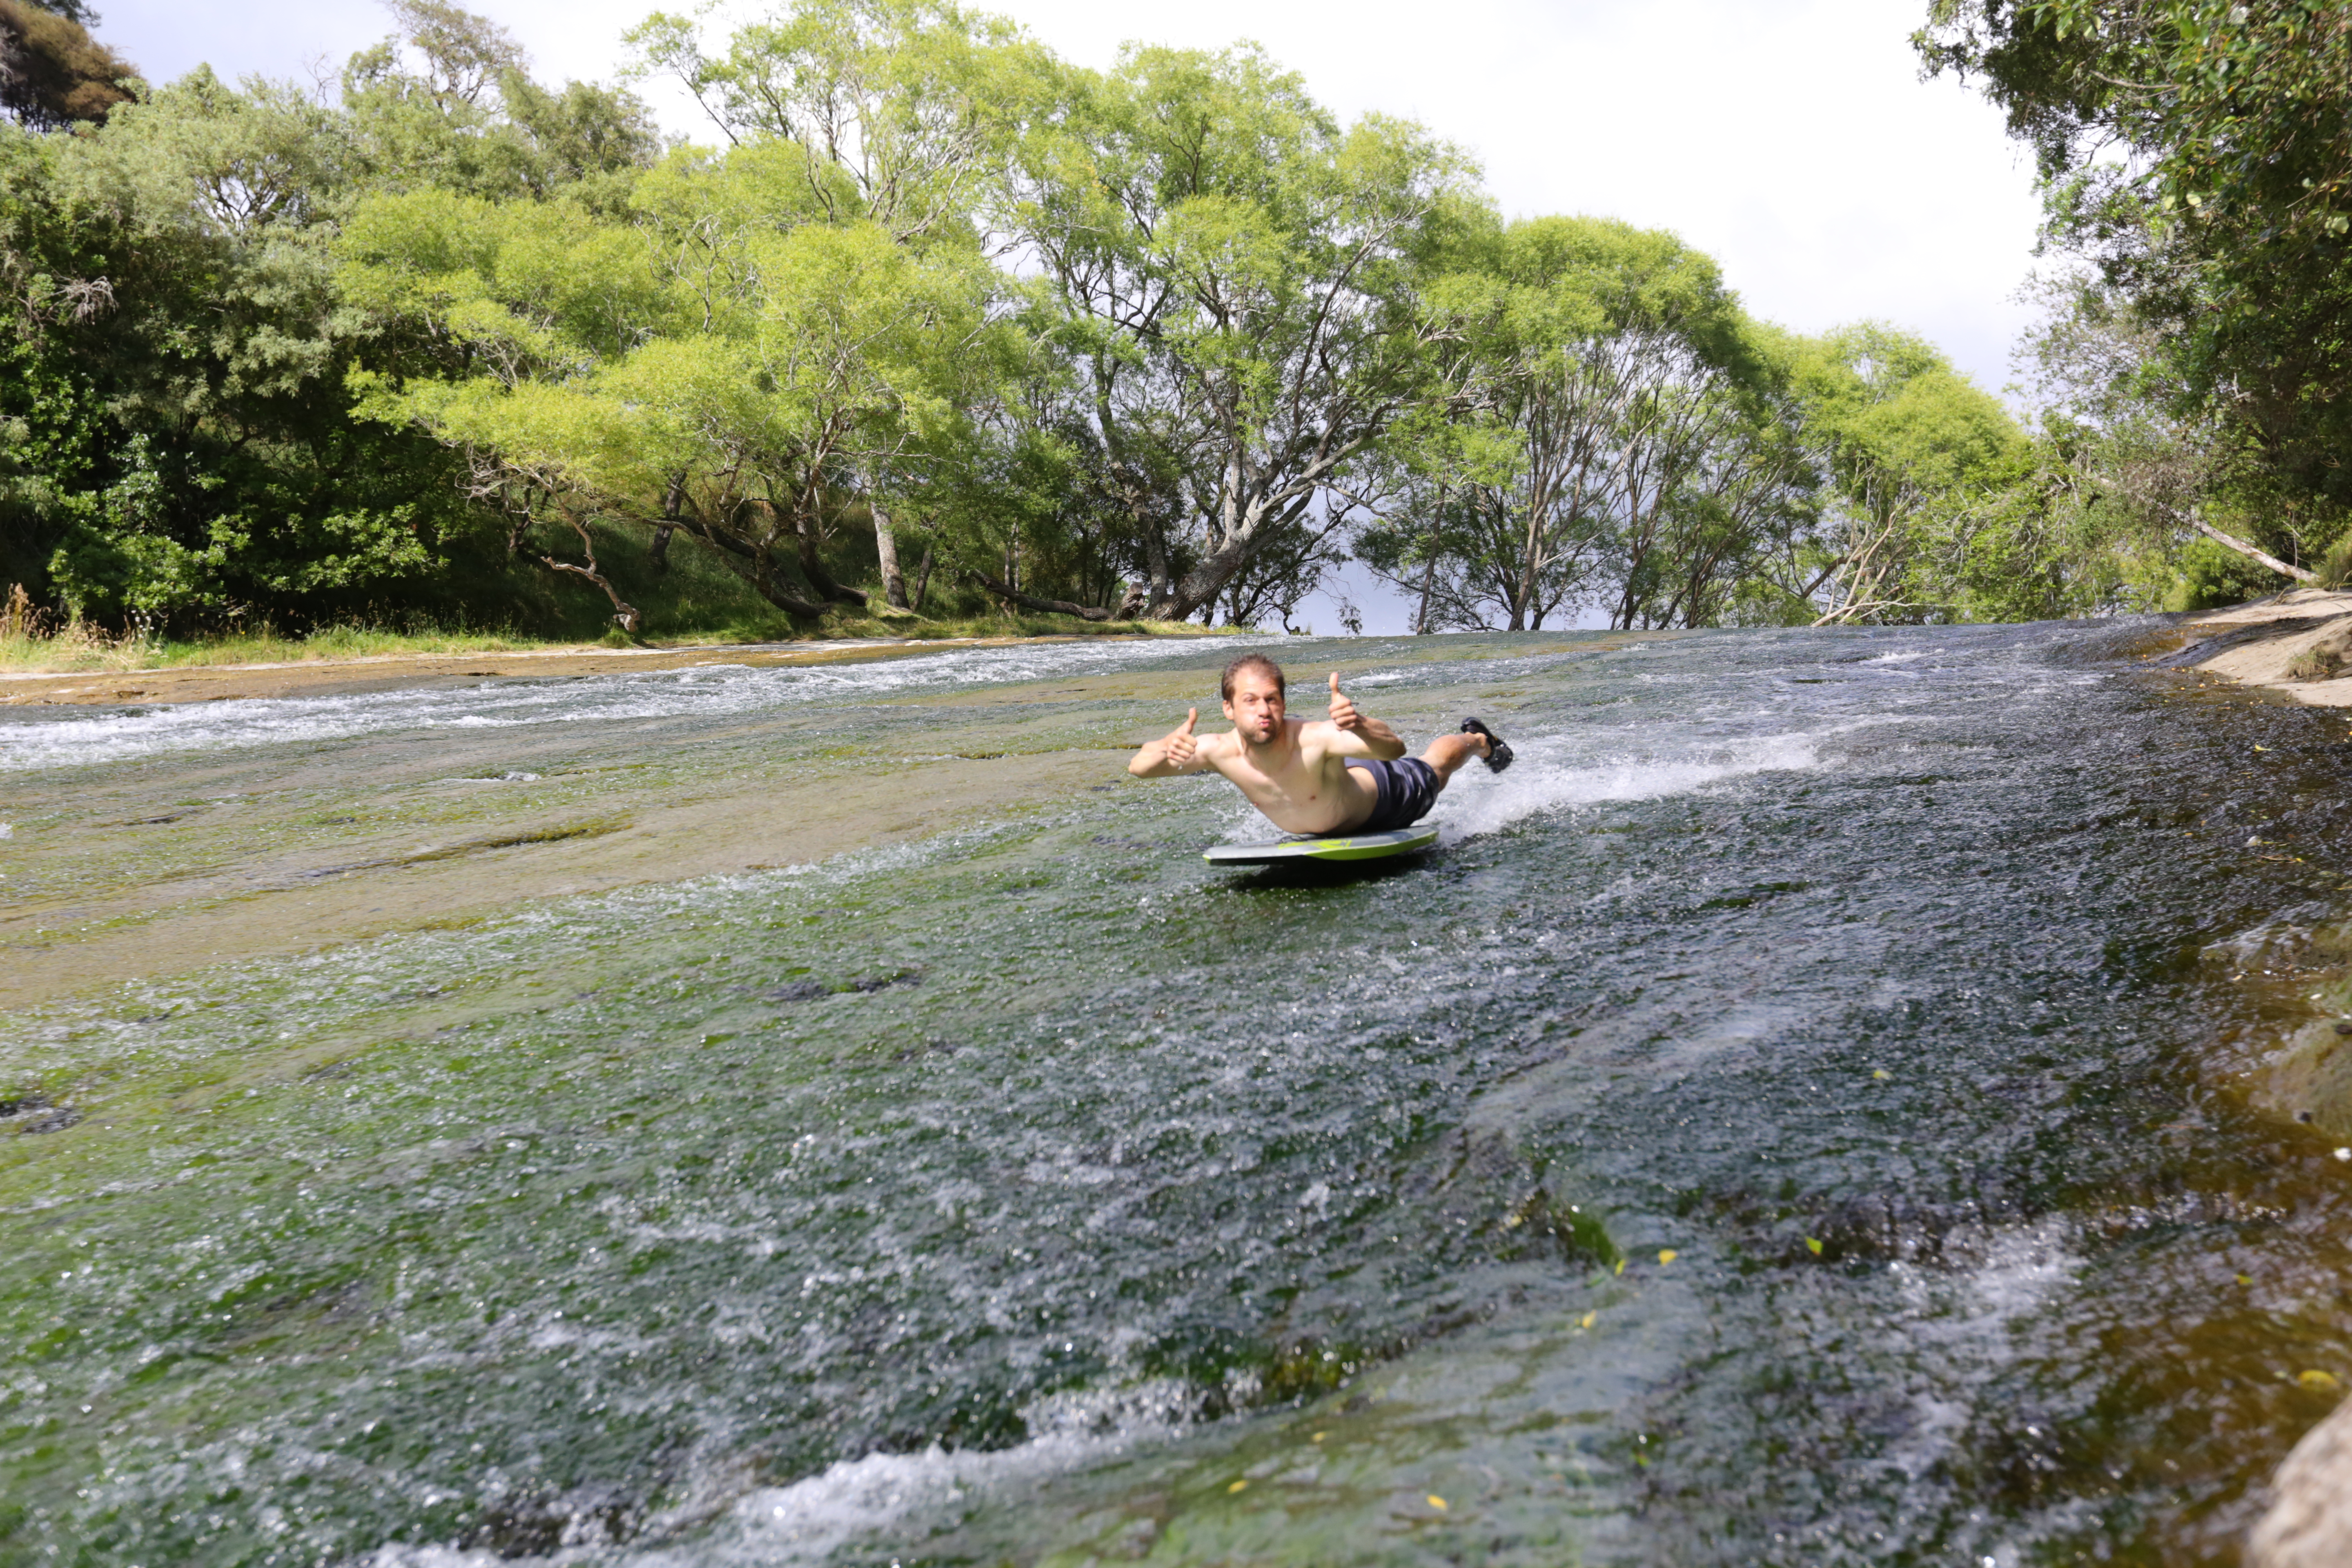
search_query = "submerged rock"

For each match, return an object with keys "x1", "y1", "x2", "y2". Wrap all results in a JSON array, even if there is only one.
[
  {"x1": 2251, "y1": 1021, "x2": 2352, "y2": 1141},
  {"x1": 2250, "y1": 1399, "x2": 2352, "y2": 1568}
]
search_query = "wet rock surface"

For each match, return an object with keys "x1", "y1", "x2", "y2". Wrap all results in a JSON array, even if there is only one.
[
  {"x1": 2250, "y1": 1398, "x2": 2352, "y2": 1568},
  {"x1": 9, "y1": 624, "x2": 2352, "y2": 1565}
]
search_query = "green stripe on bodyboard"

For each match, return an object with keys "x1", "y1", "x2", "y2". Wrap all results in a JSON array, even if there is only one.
[{"x1": 1203, "y1": 824, "x2": 1440, "y2": 865}]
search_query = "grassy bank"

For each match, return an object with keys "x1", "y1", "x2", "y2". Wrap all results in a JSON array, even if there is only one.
[
  {"x1": 1, "y1": 525, "x2": 1218, "y2": 673},
  {"x1": 0, "y1": 612, "x2": 1209, "y2": 674}
]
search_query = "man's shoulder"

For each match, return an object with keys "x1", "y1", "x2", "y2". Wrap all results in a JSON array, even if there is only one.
[{"x1": 1292, "y1": 717, "x2": 1342, "y2": 748}]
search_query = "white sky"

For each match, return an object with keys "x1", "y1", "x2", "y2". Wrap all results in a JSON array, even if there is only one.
[{"x1": 105, "y1": 0, "x2": 2049, "y2": 633}]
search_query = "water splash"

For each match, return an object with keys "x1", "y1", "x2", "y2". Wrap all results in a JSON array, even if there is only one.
[{"x1": 1438, "y1": 729, "x2": 1822, "y2": 843}]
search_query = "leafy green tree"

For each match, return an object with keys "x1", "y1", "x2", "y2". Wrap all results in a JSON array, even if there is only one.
[
  {"x1": 1358, "y1": 215, "x2": 1806, "y2": 632},
  {"x1": 937, "y1": 361, "x2": 1159, "y2": 619},
  {"x1": 1771, "y1": 323, "x2": 2105, "y2": 624},
  {"x1": 0, "y1": 0, "x2": 667, "y2": 630},
  {"x1": 1007, "y1": 42, "x2": 1481, "y2": 623},
  {"x1": 343, "y1": 137, "x2": 1009, "y2": 626},
  {"x1": 628, "y1": 0, "x2": 1044, "y2": 248},
  {"x1": 1918, "y1": 0, "x2": 2352, "y2": 527},
  {"x1": 0, "y1": 76, "x2": 465, "y2": 626},
  {"x1": 342, "y1": 0, "x2": 658, "y2": 209},
  {"x1": 2006, "y1": 263, "x2": 2342, "y2": 604}
]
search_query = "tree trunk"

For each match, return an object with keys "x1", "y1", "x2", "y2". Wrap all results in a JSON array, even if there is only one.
[
  {"x1": 691, "y1": 520, "x2": 826, "y2": 617},
  {"x1": 911, "y1": 545, "x2": 935, "y2": 612},
  {"x1": 1139, "y1": 504, "x2": 1173, "y2": 610},
  {"x1": 534, "y1": 514, "x2": 641, "y2": 633},
  {"x1": 2181, "y1": 509, "x2": 2316, "y2": 583},
  {"x1": 646, "y1": 472, "x2": 689, "y2": 575},
  {"x1": 1415, "y1": 528, "x2": 1439, "y2": 635},
  {"x1": 1147, "y1": 520, "x2": 1260, "y2": 621},
  {"x1": 968, "y1": 571, "x2": 1119, "y2": 620},
  {"x1": 872, "y1": 498, "x2": 909, "y2": 608},
  {"x1": 782, "y1": 493, "x2": 867, "y2": 605}
]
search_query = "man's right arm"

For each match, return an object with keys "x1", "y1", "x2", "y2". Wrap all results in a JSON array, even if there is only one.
[{"x1": 1130, "y1": 708, "x2": 1215, "y2": 777}]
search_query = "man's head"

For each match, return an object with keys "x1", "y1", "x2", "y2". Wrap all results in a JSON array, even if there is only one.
[{"x1": 1220, "y1": 653, "x2": 1287, "y2": 744}]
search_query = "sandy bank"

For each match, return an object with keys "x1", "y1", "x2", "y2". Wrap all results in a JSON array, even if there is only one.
[
  {"x1": 2152, "y1": 588, "x2": 2352, "y2": 703},
  {"x1": 0, "y1": 630, "x2": 1215, "y2": 708}
]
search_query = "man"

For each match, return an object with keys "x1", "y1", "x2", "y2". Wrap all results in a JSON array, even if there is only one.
[{"x1": 1128, "y1": 653, "x2": 1512, "y2": 836}]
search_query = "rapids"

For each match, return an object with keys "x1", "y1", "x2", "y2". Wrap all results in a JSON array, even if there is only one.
[{"x1": 6, "y1": 621, "x2": 2352, "y2": 1566}]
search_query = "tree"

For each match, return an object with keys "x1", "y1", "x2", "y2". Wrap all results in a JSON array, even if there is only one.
[
  {"x1": 627, "y1": 0, "x2": 1043, "y2": 246},
  {"x1": 1357, "y1": 216, "x2": 1806, "y2": 633},
  {"x1": 342, "y1": 139, "x2": 1009, "y2": 626},
  {"x1": 0, "y1": 0, "x2": 668, "y2": 632},
  {"x1": 0, "y1": 0, "x2": 136, "y2": 131},
  {"x1": 0, "y1": 74, "x2": 470, "y2": 628},
  {"x1": 1006, "y1": 42, "x2": 1481, "y2": 623},
  {"x1": 341, "y1": 0, "x2": 659, "y2": 209},
  {"x1": 1783, "y1": 324, "x2": 2045, "y2": 624},
  {"x1": 1918, "y1": 0, "x2": 2352, "y2": 523}
]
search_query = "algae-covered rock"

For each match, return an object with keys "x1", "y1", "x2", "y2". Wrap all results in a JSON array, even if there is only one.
[
  {"x1": 2251, "y1": 1021, "x2": 2352, "y2": 1141},
  {"x1": 2250, "y1": 1397, "x2": 2352, "y2": 1568}
]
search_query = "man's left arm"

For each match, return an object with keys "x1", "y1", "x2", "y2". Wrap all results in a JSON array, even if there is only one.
[{"x1": 1321, "y1": 671, "x2": 1407, "y2": 760}]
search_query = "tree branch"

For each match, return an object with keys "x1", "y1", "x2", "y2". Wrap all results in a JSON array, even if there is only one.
[{"x1": 967, "y1": 570, "x2": 1140, "y2": 621}]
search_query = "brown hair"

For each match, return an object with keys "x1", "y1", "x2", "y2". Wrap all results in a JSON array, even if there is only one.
[{"x1": 1220, "y1": 653, "x2": 1286, "y2": 702}]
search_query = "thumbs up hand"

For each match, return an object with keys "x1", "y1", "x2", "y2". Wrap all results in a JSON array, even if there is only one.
[
  {"x1": 1164, "y1": 706, "x2": 1200, "y2": 767},
  {"x1": 1328, "y1": 671, "x2": 1363, "y2": 732}
]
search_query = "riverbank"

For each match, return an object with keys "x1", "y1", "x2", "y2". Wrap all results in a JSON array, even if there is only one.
[
  {"x1": 2153, "y1": 588, "x2": 2352, "y2": 702},
  {"x1": 0, "y1": 624, "x2": 1223, "y2": 707},
  {"x1": 2152, "y1": 588, "x2": 2352, "y2": 1564}
]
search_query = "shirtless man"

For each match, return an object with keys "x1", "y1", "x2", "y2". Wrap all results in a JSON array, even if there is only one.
[{"x1": 1127, "y1": 653, "x2": 1512, "y2": 835}]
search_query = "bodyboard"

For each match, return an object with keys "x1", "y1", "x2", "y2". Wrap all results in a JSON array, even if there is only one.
[{"x1": 1203, "y1": 824, "x2": 1439, "y2": 866}]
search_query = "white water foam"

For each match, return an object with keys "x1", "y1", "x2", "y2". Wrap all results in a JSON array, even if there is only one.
[
  {"x1": 653, "y1": 1383, "x2": 1194, "y2": 1567},
  {"x1": 1882, "y1": 1215, "x2": 2083, "y2": 1494},
  {"x1": 356, "y1": 1381, "x2": 1195, "y2": 1568},
  {"x1": 0, "y1": 638, "x2": 1218, "y2": 773},
  {"x1": 1200, "y1": 728, "x2": 1824, "y2": 846},
  {"x1": 1436, "y1": 729, "x2": 1822, "y2": 843}
]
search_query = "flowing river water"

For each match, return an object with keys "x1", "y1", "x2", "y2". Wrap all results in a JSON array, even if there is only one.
[{"x1": 6, "y1": 621, "x2": 2352, "y2": 1567}]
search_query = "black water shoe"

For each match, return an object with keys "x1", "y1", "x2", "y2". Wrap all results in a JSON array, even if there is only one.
[{"x1": 1461, "y1": 717, "x2": 1512, "y2": 773}]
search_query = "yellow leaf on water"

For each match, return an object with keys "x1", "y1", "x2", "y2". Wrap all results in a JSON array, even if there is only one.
[
  {"x1": 1311, "y1": 1432, "x2": 1327, "y2": 1443},
  {"x1": 1579, "y1": 1312, "x2": 1597, "y2": 1329},
  {"x1": 1806, "y1": 1237, "x2": 1824, "y2": 1256},
  {"x1": 1657, "y1": 1249, "x2": 1678, "y2": 1265},
  {"x1": 1427, "y1": 1495, "x2": 1448, "y2": 1511},
  {"x1": 1229, "y1": 1479, "x2": 1248, "y2": 1493},
  {"x1": 1614, "y1": 1258, "x2": 1626, "y2": 1275},
  {"x1": 1872, "y1": 1069, "x2": 1891, "y2": 1080},
  {"x1": 2299, "y1": 1370, "x2": 2342, "y2": 1392},
  {"x1": 2236, "y1": 1273, "x2": 2253, "y2": 1285}
]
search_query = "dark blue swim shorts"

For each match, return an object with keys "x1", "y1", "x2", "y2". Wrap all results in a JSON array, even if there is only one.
[{"x1": 1344, "y1": 757, "x2": 1441, "y2": 833}]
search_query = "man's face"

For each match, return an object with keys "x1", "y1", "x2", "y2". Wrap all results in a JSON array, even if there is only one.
[{"x1": 1223, "y1": 669, "x2": 1286, "y2": 744}]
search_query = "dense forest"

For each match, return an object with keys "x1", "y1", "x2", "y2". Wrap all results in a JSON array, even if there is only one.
[{"x1": 0, "y1": 0, "x2": 2343, "y2": 640}]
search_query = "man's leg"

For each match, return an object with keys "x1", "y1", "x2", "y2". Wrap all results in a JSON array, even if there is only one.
[{"x1": 1418, "y1": 731, "x2": 1490, "y2": 784}]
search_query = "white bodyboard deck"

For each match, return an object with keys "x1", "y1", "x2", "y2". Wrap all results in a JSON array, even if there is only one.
[{"x1": 1203, "y1": 824, "x2": 1439, "y2": 866}]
